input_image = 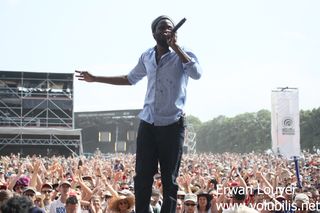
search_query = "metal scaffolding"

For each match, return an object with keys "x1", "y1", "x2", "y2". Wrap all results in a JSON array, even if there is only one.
[
  {"x1": 184, "y1": 124, "x2": 197, "y2": 154},
  {"x1": 0, "y1": 71, "x2": 82, "y2": 156}
]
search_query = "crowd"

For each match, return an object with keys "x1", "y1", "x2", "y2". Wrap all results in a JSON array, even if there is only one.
[{"x1": 0, "y1": 151, "x2": 319, "y2": 213}]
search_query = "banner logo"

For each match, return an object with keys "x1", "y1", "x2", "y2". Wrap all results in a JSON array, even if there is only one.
[{"x1": 281, "y1": 116, "x2": 295, "y2": 135}]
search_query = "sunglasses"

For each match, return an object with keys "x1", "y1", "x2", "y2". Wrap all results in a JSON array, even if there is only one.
[{"x1": 185, "y1": 203, "x2": 196, "y2": 207}]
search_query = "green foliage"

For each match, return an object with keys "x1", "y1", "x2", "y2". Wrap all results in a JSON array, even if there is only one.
[
  {"x1": 186, "y1": 115, "x2": 202, "y2": 132},
  {"x1": 192, "y1": 107, "x2": 320, "y2": 153},
  {"x1": 300, "y1": 108, "x2": 320, "y2": 151}
]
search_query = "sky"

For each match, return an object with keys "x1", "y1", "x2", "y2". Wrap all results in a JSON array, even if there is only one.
[{"x1": 1, "y1": 0, "x2": 319, "y2": 122}]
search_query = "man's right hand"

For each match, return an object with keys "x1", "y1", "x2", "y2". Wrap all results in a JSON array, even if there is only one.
[{"x1": 75, "y1": 70, "x2": 95, "y2": 82}]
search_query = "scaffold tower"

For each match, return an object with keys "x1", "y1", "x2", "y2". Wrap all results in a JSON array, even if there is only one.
[{"x1": 0, "y1": 70, "x2": 82, "y2": 156}]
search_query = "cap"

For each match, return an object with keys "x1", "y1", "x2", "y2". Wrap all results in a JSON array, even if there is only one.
[
  {"x1": 41, "y1": 183, "x2": 53, "y2": 189},
  {"x1": 196, "y1": 190, "x2": 212, "y2": 200},
  {"x1": 184, "y1": 193, "x2": 197, "y2": 203},
  {"x1": 177, "y1": 190, "x2": 186, "y2": 196},
  {"x1": 294, "y1": 193, "x2": 309, "y2": 204},
  {"x1": 59, "y1": 180, "x2": 71, "y2": 187},
  {"x1": 13, "y1": 176, "x2": 30, "y2": 191},
  {"x1": 151, "y1": 15, "x2": 174, "y2": 33},
  {"x1": 23, "y1": 187, "x2": 37, "y2": 194},
  {"x1": 103, "y1": 190, "x2": 112, "y2": 197}
]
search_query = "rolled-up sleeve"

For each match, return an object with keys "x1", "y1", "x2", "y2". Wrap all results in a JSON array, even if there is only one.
[
  {"x1": 182, "y1": 51, "x2": 203, "y2": 80},
  {"x1": 127, "y1": 55, "x2": 147, "y2": 85}
]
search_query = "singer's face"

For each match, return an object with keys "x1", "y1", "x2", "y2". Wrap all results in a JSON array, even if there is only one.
[{"x1": 153, "y1": 19, "x2": 174, "y2": 48}]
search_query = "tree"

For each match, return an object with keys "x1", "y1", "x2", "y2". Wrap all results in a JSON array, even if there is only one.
[
  {"x1": 186, "y1": 115, "x2": 202, "y2": 132},
  {"x1": 193, "y1": 107, "x2": 320, "y2": 153}
]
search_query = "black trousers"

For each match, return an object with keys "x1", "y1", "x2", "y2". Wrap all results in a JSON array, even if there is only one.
[{"x1": 134, "y1": 117, "x2": 185, "y2": 213}]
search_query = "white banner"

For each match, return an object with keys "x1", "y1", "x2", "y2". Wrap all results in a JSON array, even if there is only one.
[{"x1": 271, "y1": 88, "x2": 300, "y2": 159}]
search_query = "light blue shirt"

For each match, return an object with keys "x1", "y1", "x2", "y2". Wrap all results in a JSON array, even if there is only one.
[{"x1": 127, "y1": 47, "x2": 202, "y2": 126}]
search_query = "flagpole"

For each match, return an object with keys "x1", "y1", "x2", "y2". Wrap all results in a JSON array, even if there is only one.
[{"x1": 293, "y1": 156, "x2": 302, "y2": 188}]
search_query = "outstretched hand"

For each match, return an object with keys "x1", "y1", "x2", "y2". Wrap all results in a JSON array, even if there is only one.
[{"x1": 75, "y1": 70, "x2": 95, "y2": 82}]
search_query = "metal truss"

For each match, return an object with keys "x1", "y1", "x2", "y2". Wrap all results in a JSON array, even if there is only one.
[
  {"x1": 185, "y1": 124, "x2": 197, "y2": 154},
  {"x1": 0, "y1": 133, "x2": 82, "y2": 156},
  {"x1": 0, "y1": 138, "x2": 80, "y2": 146},
  {"x1": 0, "y1": 71, "x2": 73, "y2": 128},
  {"x1": 0, "y1": 71, "x2": 82, "y2": 156}
]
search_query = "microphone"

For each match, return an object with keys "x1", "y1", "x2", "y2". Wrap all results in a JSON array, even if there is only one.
[{"x1": 172, "y1": 18, "x2": 187, "y2": 33}]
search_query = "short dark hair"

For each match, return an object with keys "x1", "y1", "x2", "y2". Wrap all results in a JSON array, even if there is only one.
[
  {"x1": 232, "y1": 187, "x2": 246, "y2": 201},
  {"x1": 1, "y1": 196, "x2": 32, "y2": 213},
  {"x1": 66, "y1": 196, "x2": 78, "y2": 205}
]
